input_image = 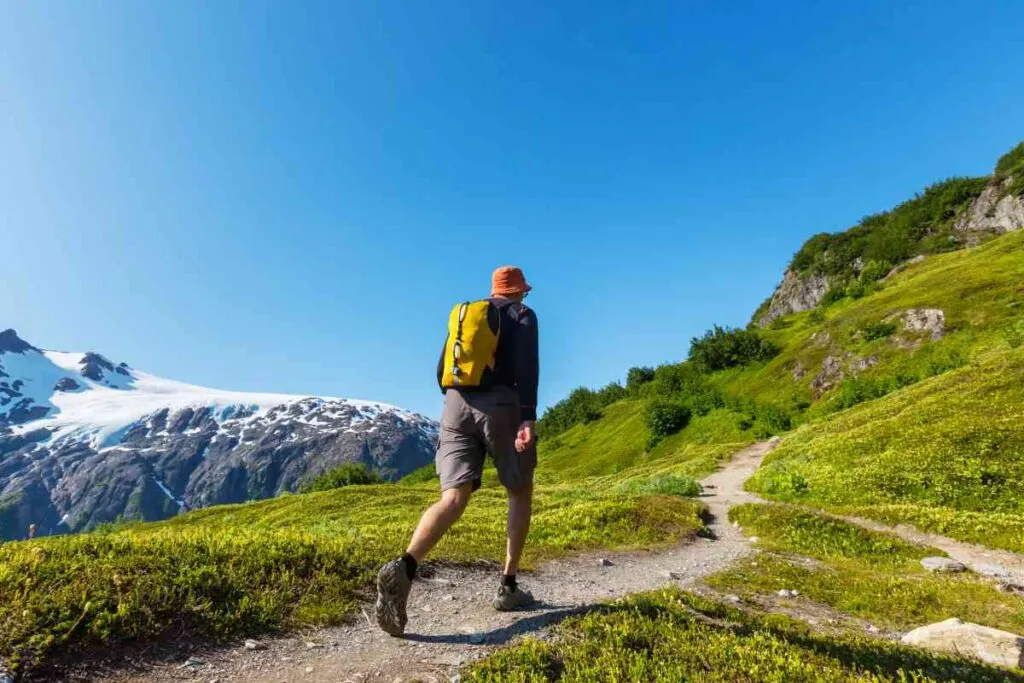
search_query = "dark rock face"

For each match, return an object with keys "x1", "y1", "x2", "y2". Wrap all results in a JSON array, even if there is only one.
[
  {"x1": 80, "y1": 352, "x2": 119, "y2": 383},
  {"x1": 0, "y1": 332, "x2": 439, "y2": 540},
  {"x1": 0, "y1": 398, "x2": 437, "y2": 540},
  {"x1": 53, "y1": 377, "x2": 81, "y2": 392},
  {"x1": 0, "y1": 329, "x2": 38, "y2": 355}
]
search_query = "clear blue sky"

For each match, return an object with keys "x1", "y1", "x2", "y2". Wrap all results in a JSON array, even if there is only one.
[{"x1": 2, "y1": 1, "x2": 1022, "y2": 418}]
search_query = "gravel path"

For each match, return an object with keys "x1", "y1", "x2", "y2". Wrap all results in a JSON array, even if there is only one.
[
  {"x1": 837, "y1": 514, "x2": 1024, "y2": 584},
  {"x1": 105, "y1": 440, "x2": 780, "y2": 683}
]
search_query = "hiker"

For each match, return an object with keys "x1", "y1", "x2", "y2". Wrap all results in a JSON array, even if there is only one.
[{"x1": 374, "y1": 266, "x2": 540, "y2": 636}]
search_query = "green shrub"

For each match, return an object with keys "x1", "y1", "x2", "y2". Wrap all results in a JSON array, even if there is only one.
[
  {"x1": 299, "y1": 463, "x2": 383, "y2": 492},
  {"x1": 822, "y1": 284, "x2": 847, "y2": 306},
  {"x1": 688, "y1": 325, "x2": 780, "y2": 371},
  {"x1": 788, "y1": 176, "x2": 989, "y2": 281},
  {"x1": 995, "y1": 141, "x2": 1024, "y2": 196},
  {"x1": 861, "y1": 321, "x2": 897, "y2": 341},
  {"x1": 616, "y1": 474, "x2": 702, "y2": 498},
  {"x1": 626, "y1": 366, "x2": 655, "y2": 393},
  {"x1": 807, "y1": 308, "x2": 826, "y2": 325},
  {"x1": 539, "y1": 385, "x2": 618, "y2": 437},
  {"x1": 644, "y1": 400, "x2": 691, "y2": 447},
  {"x1": 858, "y1": 259, "x2": 892, "y2": 284}
]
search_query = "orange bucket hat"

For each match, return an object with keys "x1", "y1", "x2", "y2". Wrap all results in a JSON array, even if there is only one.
[{"x1": 491, "y1": 266, "x2": 532, "y2": 296}]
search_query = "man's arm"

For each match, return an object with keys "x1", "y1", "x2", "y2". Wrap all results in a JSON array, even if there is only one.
[
  {"x1": 437, "y1": 334, "x2": 448, "y2": 393},
  {"x1": 513, "y1": 305, "x2": 539, "y2": 422}
]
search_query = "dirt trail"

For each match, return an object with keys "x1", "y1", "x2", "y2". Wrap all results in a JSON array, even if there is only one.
[
  {"x1": 837, "y1": 514, "x2": 1024, "y2": 584},
  {"x1": 104, "y1": 437, "x2": 1024, "y2": 683},
  {"x1": 109, "y1": 441, "x2": 779, "y2": 683}
]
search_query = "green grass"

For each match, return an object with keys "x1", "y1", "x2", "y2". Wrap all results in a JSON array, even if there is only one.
[
  {"x1": 0, "y1": 484, "x2": 706, "y2": 675},
  {"x1": 466, "y1": 589, "x2": 1022, "y2": 682},
  {"x1": 747, "y1": 348, "x2": 1024, "y2": 550},
  {"x1": 707, "y1": 505, "x2": 1024, "y2": 635}
]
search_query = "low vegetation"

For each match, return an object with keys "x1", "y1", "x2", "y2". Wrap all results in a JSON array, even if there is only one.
[
  {"x1": 0, "y1": 485, "x2": 706, "y2": 675},
  {"x1": 467, "y1": 589, "x2": 1021, "y2": 682},
  {"x1": 747, "y1": 348, "x2": 1024, "y2": 550},
  {"x1": 299, "y1": 462, "x2": 382, "y2": 492},
  {"x1": 708, "y1": 505, "x2": 1024, "y2": 635},
  {"x1": 789, "y1": 176, "x2": 989, "y2": 283}
]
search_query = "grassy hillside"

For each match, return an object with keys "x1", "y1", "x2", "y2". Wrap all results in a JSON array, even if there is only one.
[
  {"x1": 747, "y1": 347, "x2": 1024, "y2": 552},
  {"x1": 467, "y1": 589, "x2": 1022, "y2": 682},
  {"x1": 0, "y1": 483, "x2": 705, "y2": 675}
]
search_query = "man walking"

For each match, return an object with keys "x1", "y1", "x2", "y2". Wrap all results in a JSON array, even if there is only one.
[{"x1": 375, "y1": 266, "x2": 540, "y2": 636}]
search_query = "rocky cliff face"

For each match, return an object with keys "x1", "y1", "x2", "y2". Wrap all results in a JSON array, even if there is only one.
[
  {"x1": 756, "y1": 270, "x2": 830, "y2": 328},
  {"x1": 756, "y1": 173, "x2": 1021, "y2": 328},
  {"x1": 956, "y1": 177, "x2": 1024, "y2": 239},
  {"x1": 0, "y1": 330, "x2": 438, "y2": 540}
]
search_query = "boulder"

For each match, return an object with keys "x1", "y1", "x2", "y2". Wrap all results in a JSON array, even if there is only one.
[
  {"x1": 901, "y1": 618, "x2": 1024, "y2": 669},
  {"x1": 920, "y1": 556, "x2": 967, "y2": 573}
]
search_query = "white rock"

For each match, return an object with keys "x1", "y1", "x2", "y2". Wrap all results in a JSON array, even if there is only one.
[
  {"x1": 777, "y1": 589, "x2": 796, "y2": 598},
  {"x1": 920, "y1": 557, "x2": 967, "y2": 573},
  {"x1": 902, "y1": 618, "x2": 1024, "y2": 669},
  {"x1": 244, "y1": 639, "x2": 265, "y2": 650},
  {"x1": 726, "y1": 595, "x2": 741, "y2": 603},
  {"x1": 867, "y1": 625, "x2": 880, "y2": 634},
  {"x1": 180, "y1": 657, "x2": 206, "y2": 668},
  {"x1": 748, "y1": 536, "x2": 759, "y2": 544},
  {"x1": 598, "y1": 558, "x2": 614, "y2": 567}
]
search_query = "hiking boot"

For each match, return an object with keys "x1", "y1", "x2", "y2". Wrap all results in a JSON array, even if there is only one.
[
  {"x1": 492, "y1": 584, "x2": 535, "y2": 611},
  {"x1": 375, "y1": 558, "x2": 413, "y2": 636}
]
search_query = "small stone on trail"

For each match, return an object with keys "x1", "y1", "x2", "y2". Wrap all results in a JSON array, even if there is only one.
[
  {"x1": 867, "y1": 625, "x2": 880, "y2": 634},
  {"x1": 443, "y1": 594, "x2": 456, "y2": 601},
  {"x1": 305, "y1": 666, "x2": 314, "y2": 674},
  {"x1": 306, "y1": 641, "x2": 324, "y2": 649},
  {"x1": 777, "y1": 589, "x2": 797, "y2": 598},
  {"x1": 920, "y1": 557, "x2": 967, "y2": 573},
  {"x1": 661, "y1": 570, "x2": 684, "y2": 580},
  {"x1": 726, "y1": 595, "x2": 741, "y2": 603},
  {"x1": 599, "y1": 558, "x2": 614, "y2": 567},
  {"x1": 244, "y1": 639, "x2": 265, "y2": 650},
  {"x1": 180, "y1": 657, "x2": 206, "y2": 668},
  {"x1": 748, "y1": 536, "x2": 759, "y2": 544}
]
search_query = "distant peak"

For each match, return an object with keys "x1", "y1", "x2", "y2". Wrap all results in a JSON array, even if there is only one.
[{"x1": 0, "y1": 329, "x2": 39, "y2": 355}]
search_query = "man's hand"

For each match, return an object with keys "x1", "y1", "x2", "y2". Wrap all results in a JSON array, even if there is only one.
[{"x1": 515, "y1": 421, "x2": 536, "y2": 453}]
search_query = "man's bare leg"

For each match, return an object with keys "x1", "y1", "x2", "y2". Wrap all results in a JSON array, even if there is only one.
[
  {"x1": 406, "y1": 482, "x2": 474, "y2": 561},
  {"x1": 503, "y1": 483, "x2": 533, "y2": 575}
]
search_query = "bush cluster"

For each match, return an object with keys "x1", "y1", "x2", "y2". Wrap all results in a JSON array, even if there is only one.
[
  {"x1": 861, "y1": 321, "x2": 897, "y2": 342},
  {"x1": 299, "y1": 462, "x2": 383, "y2": 493},
  {"x1": 644, "y1": 400, "x2": 692, "y2": 446},
  {"x1": 538, "y1": 382, "x2": 627, "y2": 437},
  {"x1": 688, "y1": 325, "x2": 780, "y2": 371},
  {"x1": 789, "y1": 176, "x2": 989, "y2": 282},
  {"x1": 995, "y1": 140, "x2": 1024, "y2": 196}
]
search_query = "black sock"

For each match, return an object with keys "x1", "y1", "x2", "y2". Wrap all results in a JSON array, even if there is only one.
[
  {"x1": 401, "y1": 553, "x2": 418, "y2": 580},
  {"x1": 501, "y1": 574, "x2": 517, "y2": 591}
]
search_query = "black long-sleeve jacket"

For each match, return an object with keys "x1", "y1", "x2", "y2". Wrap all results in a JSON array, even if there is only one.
[{"x1": 437, "y1": 298, "x2": 540, "y2": 421}]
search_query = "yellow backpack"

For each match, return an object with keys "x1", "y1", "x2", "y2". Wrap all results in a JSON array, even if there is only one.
[{"x1": 441, "y1": 300, "x2": 502, "y2": 388}]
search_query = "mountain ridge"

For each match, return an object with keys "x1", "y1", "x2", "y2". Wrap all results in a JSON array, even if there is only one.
[{"x1": 0, "y1": 329, "x2": 438, "y2": 539}]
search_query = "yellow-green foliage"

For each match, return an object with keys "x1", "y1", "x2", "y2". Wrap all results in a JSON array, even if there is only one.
[
  {"x1": 0, "y1": 484, "x2": 705, "y2": 674},
  {"x1": 746, "y1": 348, "x2": 1024, "y2": 550},
  {"x1": 467, "y1": 589, "x2": 1021, "y2": 682},
  {"x1": 708, "y1": 505, "x2": 1024, "y2": 634}
]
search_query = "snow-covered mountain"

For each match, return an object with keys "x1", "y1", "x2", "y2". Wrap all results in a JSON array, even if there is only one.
[{"x1": 0, "y1": 329, "x2": 438, "y2": 540}]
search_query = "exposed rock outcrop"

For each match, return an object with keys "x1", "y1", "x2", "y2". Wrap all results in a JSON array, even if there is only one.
[
  {"x1": 758, "y1": 270, "x2": 830, "y2": 328},
  {"x1": 902, "y1": 618, "x2": 1024, "y2": 669},
  {"x1": 956, "y1": 177, "x2": 1024, "y2": 238}
]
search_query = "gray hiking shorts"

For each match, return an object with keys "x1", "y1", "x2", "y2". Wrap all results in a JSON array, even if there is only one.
[{"x1": 436, "y1": 386, "x2": 537, "y2": 492}]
